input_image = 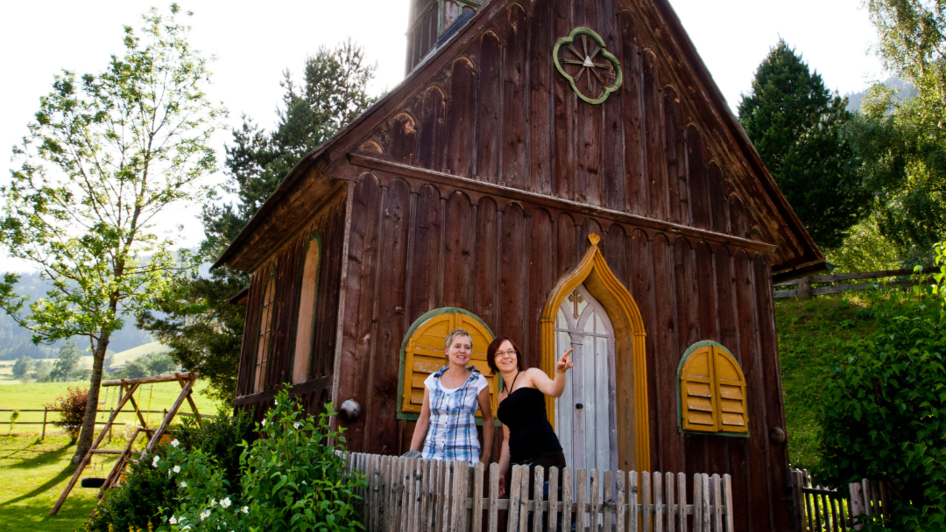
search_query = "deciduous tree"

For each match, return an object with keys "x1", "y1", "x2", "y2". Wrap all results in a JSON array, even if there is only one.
[
  {"x1": 140, "y1": 41, "x2": 376, "y2": 404},
  {"x1": 739, "y1": 40, "x2": 869, "y2": 249},
  {"x1": 848, "y1": 0, "x2": 946, "y2": 265},
  {"x1": 0, "y1": 5, "x2": 225, "y2": 462}
]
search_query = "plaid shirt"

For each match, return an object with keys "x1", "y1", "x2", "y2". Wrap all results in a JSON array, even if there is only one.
[{"x1": 422, "y1": 366, "x2": 484, "y2": 463}]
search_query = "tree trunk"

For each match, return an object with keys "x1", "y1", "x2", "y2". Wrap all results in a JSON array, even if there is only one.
[{"x1": 71, "y1": 328, "x2": 111, "y2": 464}]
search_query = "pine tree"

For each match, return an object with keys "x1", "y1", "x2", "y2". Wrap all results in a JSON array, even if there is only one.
[
  {"x1": 139, "y1": 40, "x2": 377, "y2": 404},
  {"x1": 739, "y1": 40, "x2": 869, "y2": 249}
]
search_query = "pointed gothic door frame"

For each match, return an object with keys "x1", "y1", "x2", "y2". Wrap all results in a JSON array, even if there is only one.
[{"x1": 540, "y1": 233, "x2": 650, "y2": 473}]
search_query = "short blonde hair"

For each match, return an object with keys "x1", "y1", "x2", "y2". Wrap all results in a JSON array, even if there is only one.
[{"x1": 444, "y1": 329, "x2": 473, "y2": 349}]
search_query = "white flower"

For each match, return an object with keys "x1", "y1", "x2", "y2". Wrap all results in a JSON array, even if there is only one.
[
  {"x1": 210, "y1": 499, "x2": 217, "y2": 507},
  {"x1": 275, "y1": 400, "x2": 278, "y2": 405},
  {"x1": 180, "y1": 481, "x2": 188, "y2": 488},
  {"x1": 171, "y1": 439, "x2": 180, "y2": 448},
  {"x1": 302, "y1": 481, "x2": 307, "y2": 485},
  {"x1": 220, "y1": 497, "x2": 232, "y2": 509},
  {"x1": 241, "y1": 506, "x2": 249, "y2": 514},
  {"x1": 182, "y1": 526, "x2": 191, "y2": 531},
  {"x1": 200, "y1": 509, "x2": 211, "y2": 521},
  {"x1": 152, "y1": 456, "x2": 160, "y2": 468},
  {"x1": 169, "y1": 516, "x2": 177, "y2": 525},
  {"x1": 293, "y1": 422, "x2": 301, "y2": 429},
  {"x1": 261, "y1": 419, "x2": 267, "y2": 426},
  {"x1": 173, "y1": 465, "x2": 181, "y2": 474}
]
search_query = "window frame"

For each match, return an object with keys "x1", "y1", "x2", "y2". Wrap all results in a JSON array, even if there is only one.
[
  {"x1": 253, "y1": 268, "x2": 278, "y2": 394},
  {"x1": 676, "y1": 340, "x2": 750, "y2": 437},
  {"x1": 396, "y1": 307, "x2": 501, "y2": 426},
  {"x1": 289, "y1": 231, "x2": 322, "y2": 384}
]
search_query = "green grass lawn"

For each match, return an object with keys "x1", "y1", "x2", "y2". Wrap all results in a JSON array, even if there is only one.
[
  {"x1": 0, "y1": 434, "x2": 125, "y2": 532},
  {"x1": 775, "y1": 294, "x2": 880, "y2": 471},
  {"x1": 0, "y1": 379, "x2": 222, "y2": 438}
]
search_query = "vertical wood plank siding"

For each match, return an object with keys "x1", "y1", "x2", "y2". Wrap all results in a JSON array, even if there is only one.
[
  {"x1": 234, "y1": 1, "x2": 795, "y2": 530},
  {"x1": 353, "y1": 0, "x2": 796, "y2": 255},
  {"x1": 338, "y1": 171, "x2": 791, "y2": 530},
  {"x1": 234, "y1": 195, "x2": 347, "y2": 416}
]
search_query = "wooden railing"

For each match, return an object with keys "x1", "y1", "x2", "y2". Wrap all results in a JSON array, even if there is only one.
[
  {"x1": 0, "y1": 408, "x2": 212, "y2": 439},
  {"x1": 347, "y1": 452, "x2": 734, "y2": 532},
  {"x1": 774, "y1": 267, "x2": 937, "y2": 299},
  {"x1": 790, "y1": 470, "x2": 890, "y2": 531}
]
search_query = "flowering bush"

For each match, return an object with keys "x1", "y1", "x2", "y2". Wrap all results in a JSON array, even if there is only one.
[{"x1": 155, "y1": 388, "x2": 365, "y2": 532}]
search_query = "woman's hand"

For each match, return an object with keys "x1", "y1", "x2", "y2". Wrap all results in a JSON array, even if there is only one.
[
  {"x1": 556, "y1": 348, "x2": 574, "y2": 373},
  {"x1": 498, "y1": 474, "x2": 506, "y2": 498}
]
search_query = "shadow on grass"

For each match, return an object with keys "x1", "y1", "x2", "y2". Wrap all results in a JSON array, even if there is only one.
[
  {"x1": 0, "y1": 487, "x2": 97, "y2": 532},
  {"x1": 8, "y1": 441, "x2": 73, "y2": 469},
  {"x1": 0, "y1": 464, "x2": 75, "y2": 508}
]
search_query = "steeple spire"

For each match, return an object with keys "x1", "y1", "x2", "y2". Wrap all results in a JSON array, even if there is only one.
[{"x1": 406, "y1": 0, "x2": 483, "y2": 74}]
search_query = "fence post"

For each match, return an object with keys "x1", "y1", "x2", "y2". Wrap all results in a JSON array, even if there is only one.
[
  {"x1": 790, "y1": 470, "x2": 805, "y2": 532},
  {"x1": 849, "y1": 482, "x2": 864, "y2": 531},
  {"x1": 797, "y1": 277, "x2": 813, "y2": 299},
  {"x1": 41, "y1": 408, "x2": 47, "y2": 440}
]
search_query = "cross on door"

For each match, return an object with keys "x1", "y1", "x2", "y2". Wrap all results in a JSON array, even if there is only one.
[{"x1": 568, "y1": 289, "x2": 584, "y2": 319}]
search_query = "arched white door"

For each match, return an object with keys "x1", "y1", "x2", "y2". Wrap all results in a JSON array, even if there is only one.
[{"x1": 554, "y1": 284, "x2": 618, "y2": 472}]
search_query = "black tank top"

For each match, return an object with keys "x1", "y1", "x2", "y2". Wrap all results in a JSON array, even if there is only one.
[{"x1": 497, "y1": 387, "x2": 562, "y2": 464}]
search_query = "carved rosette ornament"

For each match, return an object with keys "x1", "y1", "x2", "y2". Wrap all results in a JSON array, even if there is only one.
[{"x1": 553, "y1": 28, "x2": 623, "y2": 105}]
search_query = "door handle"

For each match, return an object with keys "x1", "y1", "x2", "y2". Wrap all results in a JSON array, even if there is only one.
[{"x1": 575, "y1": 403, "x2": 584, "y2": 410}]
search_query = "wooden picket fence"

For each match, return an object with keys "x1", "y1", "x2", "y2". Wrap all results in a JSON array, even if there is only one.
[
  {"x1": 791, "y1": 470, "x2": 890, "y2": 531},
  {"x1": 346, "y1": 452, "x2": 734, "y2": 532}
]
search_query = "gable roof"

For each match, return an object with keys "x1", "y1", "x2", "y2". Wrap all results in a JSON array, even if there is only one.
[{"x1": 216, "y1": 0, "x2": 824, "y2": 276}]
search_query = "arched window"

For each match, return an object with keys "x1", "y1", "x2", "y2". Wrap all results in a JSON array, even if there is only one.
[
  {"x1": 292, "y1": 232, "x2": 321, "y2": 384},
  {"x1": 397, "y1": 308, "x2": 499, "y2": 419},
  {"x1": 678, "y1": 341, "x2": 749, "y2": 435},
  {"x1": 254, "y1": 269, "x2": 277, "y2": 394}
]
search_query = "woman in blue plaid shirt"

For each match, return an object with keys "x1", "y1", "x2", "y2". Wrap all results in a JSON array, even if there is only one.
[{"x1": 409, "y1": 329, "x2": 494, "y2": 464}]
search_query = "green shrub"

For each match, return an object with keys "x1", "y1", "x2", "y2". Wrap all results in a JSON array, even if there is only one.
[
  {"x1": 156, "y1": 388, "x2": 365, "y2": 532},
  {"x1": 87, "y1": 411, "x2": 253, "y2": 532},
  {"x1": 87, "y1": 442, "x2": 177, "y2": 532},
  {"x1": 44, "y1": 386, "x2": 88, "y2": 442},
  {"x1": 174, "y1": 407, "x2": 254, "y2": 490},
  {"x1": 816, "y1": 245, "x2": 946, "y2": 530}
]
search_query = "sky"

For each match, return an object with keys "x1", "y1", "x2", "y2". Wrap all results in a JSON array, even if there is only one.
[{"x1": 0, "y1": 0, "x2": 885, "y2": 272}]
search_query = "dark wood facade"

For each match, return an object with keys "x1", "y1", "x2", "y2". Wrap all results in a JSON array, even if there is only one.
[{"x1": 218, "y1": 1, "x2": 824, "y2": 530}]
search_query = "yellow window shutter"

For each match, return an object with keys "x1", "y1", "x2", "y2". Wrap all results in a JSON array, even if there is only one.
[
  {"x1": 401, "y1": 310, "x2": 498, "y2": 417},
  {"x1": 713, "y1": 346, "x2": 749, "y2": 434},
  {"x1": 681, "y1": 345, "x2": 719, "y2": 432}
]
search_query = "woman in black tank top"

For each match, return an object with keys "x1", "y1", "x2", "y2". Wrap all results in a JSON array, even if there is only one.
[{"x1": 487, "y1": 336, "x2": 574, "y2": 497}]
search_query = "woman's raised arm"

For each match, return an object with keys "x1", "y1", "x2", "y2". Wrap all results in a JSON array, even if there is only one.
[{"x1": 529, "y1": 348, "x2": 573, "y2": 397}]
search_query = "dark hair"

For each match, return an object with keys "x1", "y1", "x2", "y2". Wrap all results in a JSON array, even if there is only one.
[{"x1": 486, "y1": 336, "x2": 526, "y2": 381}]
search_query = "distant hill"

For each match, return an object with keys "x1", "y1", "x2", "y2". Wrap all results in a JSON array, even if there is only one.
[
  {"x1": 845, "y1": 77, "x2": 917, "y2": 112},
  {"x1": 0, "y1": 271, "x2": 152, "y2": 360},
  {"x1": 79, "y1": 341, "x2": 171, "y2": 370}
]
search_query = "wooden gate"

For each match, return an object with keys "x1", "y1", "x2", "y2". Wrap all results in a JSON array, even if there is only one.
[
  {"x1": 347, "y1": 452, "x2": 735, "y2": 532},
  {"x1": 790, "y1": 470, "x2": 891, "y2": 531}
]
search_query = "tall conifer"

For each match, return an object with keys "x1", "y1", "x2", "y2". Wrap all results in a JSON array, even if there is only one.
[{"x1": 739, "y1": 41, "x2": 868, "y2": 249}]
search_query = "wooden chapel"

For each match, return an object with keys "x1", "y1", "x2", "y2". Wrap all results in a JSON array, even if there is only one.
[{"x1": 215, "y1": 0, "x2": 825, "y2": 530}]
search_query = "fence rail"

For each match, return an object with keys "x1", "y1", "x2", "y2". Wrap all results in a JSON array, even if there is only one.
[
  {"x1": 1, "y1": 408, "x2": 213, "y2": 439},
  {"x1": 774, "y1": 267, "x2": 937, "y2": 299},
  {"x1": 347, "y1": 452, "x2": 734, "y2": 532}
]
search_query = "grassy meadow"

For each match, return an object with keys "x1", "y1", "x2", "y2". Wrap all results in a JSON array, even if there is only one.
[
  {"x1": 773, "y1": 294, "x2": 880, "y2": 471},
  {"x1": 0, "y1": 375, "x2": 224, "y2": 531},
  {"x1": 0, "y1": 379, "x2": 222, "y2": 439},
  {"x1": 0, "y1": 435, "x2": 125, "y2": 532}
]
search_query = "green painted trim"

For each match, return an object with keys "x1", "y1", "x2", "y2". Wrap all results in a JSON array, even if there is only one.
[
  {"x1": 675, "y1": 340, "x2": 749, "y2": 438},
  {"x1": 552, "y1": 27, "x2": 624, "y2": 105},
  {"x1": 396, "y1": 307, "x2": 498, "y2": 421}
]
